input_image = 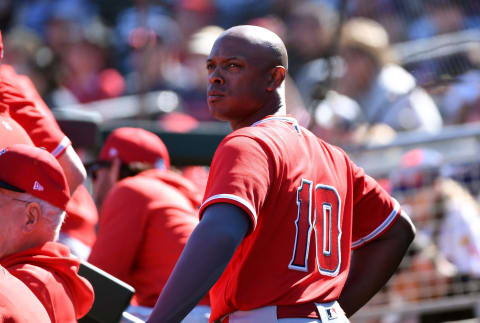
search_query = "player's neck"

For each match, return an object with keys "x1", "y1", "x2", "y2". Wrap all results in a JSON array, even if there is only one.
[
  {"x1": 229, "y1": 104, "x2": 287, "y2": 131},
  {"x1": 229, "y1": 91, "x2": 286, "y2": 130}
]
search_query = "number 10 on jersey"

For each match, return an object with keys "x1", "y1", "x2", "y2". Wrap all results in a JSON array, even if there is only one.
[{"x1": 289, "y1": 179, "x2": 342, "y2": 277}]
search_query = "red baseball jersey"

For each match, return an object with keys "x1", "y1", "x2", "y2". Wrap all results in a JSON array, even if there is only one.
[
  {"x1": 0, "y1": 265, "x2": 50, "y2": 323},
  {"x1": 0, "y1": 242, "x2": 94, "y2": 322},
  {"x1": 199, "y1": 115, "x2": 401, "y2": 321},
  {"x1": 88, "y1": 169, "x2": 208, "y2": 307},
  {"x1": 0, "y1": 65, "x2": 70, "y2": 156}
]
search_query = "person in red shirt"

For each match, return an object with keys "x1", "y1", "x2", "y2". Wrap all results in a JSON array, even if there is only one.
[
  {"x1": 0, "y1": 31, "x2": 98, "y2": 259},
  {"x1": 88, "y1": 127, "x2": 210, "y2": 322},
  {"x1": 147, "y1": 25, "x2": 416, "y2": 323},
  {"x1": 0, "y1": 144, "x2": 94, "y2": 322},
  {"x1": 0, "y1": 264, "x2": 50, "y2": 323}
]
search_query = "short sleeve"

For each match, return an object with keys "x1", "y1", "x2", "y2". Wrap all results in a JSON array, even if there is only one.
[
  {"x1": 0, "y1": 69, "x2": 70, "y2": 157},
  {"x1": 350, "y1": 161, "x2": 401, "y2": 249},
  {"x1": 199, "y1": 135, "x2": 272, "y2": 233}
]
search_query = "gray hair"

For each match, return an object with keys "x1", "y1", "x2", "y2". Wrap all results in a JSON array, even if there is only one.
[{"x1": 17, "y1": 193, "x2": 66, "y2": 240}]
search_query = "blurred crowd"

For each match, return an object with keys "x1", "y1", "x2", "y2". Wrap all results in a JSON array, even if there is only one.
[
  {"x1": 2, "y1": 0, "x2": 480, "y2": 322},
  {"x1": 1, "y1": 0, "x2": 480, "y2": 146}
]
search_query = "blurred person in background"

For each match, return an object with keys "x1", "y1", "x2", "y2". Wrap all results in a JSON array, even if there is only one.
[
  {"x1": 88, "y1": 127, "x2": 210, "y2": 322},
  {"x1": 56, "y1": 19, "x2": 125, "y2": 104},
  {"x1": 174, "y1": 0, "x2": 216, "y2": 43},
  {"x1": 408, "y1": 0, "x2": 480, "y2": 40},
  {"x1": 114, "y1": 3, "x2": 187, "y2": 96},
  {"x1": 0, "y1": 144, "x2": 94, "y2": 322},
  {"x1": 285, "y1": 0, "x2": 339, "y2": 90},
  {"x1": 388, "y1": 148, "x2": 480, "y2": 322},
  {"x1": 214, "y1": 0, "x2": 271, "y2": 29},
  {"x1": 282, "y1": 1, "x2": 348, "y2": 132},
  {"x1": 437, "y1": 50, "x2": 480, "y2": 125},
  {"x1": 11, "y1": 0, "x2": 100, "y2": 106},
  {"x1": 347, "y1": 0, "x2": 411, "y2": 42},
  {"x1": 1, "y1": 27, "x2": 43, "y2": 83},
  {"x1": 311, "y1": 18, "x2": 443, "y2": 147},
  {"x1": 336, "y1": 18, "x2": 443, "y2": 134},
  {"x1": 177, "y1": 25, "x2": 224, "y2": 121},
  {"x1": 13, "y1": 0, "x2": 97, "y2": 43}
]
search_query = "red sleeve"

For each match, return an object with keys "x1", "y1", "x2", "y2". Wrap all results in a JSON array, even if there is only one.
[
  {"x1": 199, "y1": 135, "x2": 272, "y2": 234},
  {"x1": 0, "y1": 67, "x2": 70, "y2": 157},
  {"x1": 88, "y1": 184, "x2": 148, "y2": 283},
  {"x1": 62, "y1": 185, "x2": 99, "y2": 247},
  {"x1": 350, "y1": 160, "x2": 401, "y2": 249}
]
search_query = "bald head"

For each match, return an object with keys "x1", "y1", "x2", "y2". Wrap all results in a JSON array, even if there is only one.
[
  {"x1": 206, "y1": 25, "x2": 288, "y2": 129},
  {"x1": 218, "y1": 25, "x2": 288, "y2": 70}
]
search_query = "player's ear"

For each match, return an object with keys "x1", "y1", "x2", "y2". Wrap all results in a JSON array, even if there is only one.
[
  {"x1": 266, "y1": 66, "x2": 286, "y2": 92},
  {"x1": 23, "y1": 201, "x2": 42, "y2": 233}
]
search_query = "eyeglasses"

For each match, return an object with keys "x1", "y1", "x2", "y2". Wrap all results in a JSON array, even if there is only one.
[
  {"x1": 11, "y1": 198, "x2": 31, "y2": 204},
  {"x1": 0, "y1": 197, "x2": 31, "y2": 208}
]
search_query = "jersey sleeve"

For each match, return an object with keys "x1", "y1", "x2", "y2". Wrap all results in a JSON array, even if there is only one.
[
  {"x1": 199, "y1": 135, "x2": 272, "y2": 233},
  {"x1": 0, "y1": 67, "x2": 70, "y2": 157},
  {"x1": 350, "y1": 160, "x2": 402, "y2": 249}
]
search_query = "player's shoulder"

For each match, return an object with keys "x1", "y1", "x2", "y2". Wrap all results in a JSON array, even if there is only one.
[
  {"x1": 225, "y1": 125, "x2": 265, "y2": 141},
  {"x1": 219, "y1": 127, "x2": 266, "y2": 152},
  {"x1": 110, "y1": 173, "x2": 158, "y2": 196},
  {"x1": 111, "y1": 170, "x2": 189, "y2": 201},
  {"x1": 7, "y1": 263, "x2": 53, "y2": 288},
  {"x1": 300, "y1": 125, "x2": 350, "y2": 157},
  {"x1": 222, "y1": 117, "x2": 295, "y2": 147}
]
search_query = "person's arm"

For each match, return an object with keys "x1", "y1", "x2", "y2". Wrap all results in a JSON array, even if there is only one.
[
  {"x1": 338, "y1": 212, "x2": 415, "y2": 317},
  {"x1": 0, "y1": 74, "x2": 86, "y2": 193},
  {"x1": 147, "y1": 203, "x2": 250, "y2": 323},
  {"x1": 56, "y1": 145, "x2": 87, "y2": 194}
]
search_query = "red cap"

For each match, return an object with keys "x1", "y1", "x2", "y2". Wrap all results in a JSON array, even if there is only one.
[
  {"x1": 0, "y1": 115, "x2": 34, "y2": 147},
  {"x1": 99, "y1": 127, "x2": 170, "y2": 169},
  {"x1": 0, "y1": 144, "x2": 70, "y2": 210}
]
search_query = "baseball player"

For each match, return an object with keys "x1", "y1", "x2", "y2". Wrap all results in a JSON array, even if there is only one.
[
  {"x1": 147, "y1": 25, "x2": 415, "y2": 323},
  {"x1": 88, "y1": 127, "x2": 210, "y2": 322},
  {"x1": 0, "y1": 30, "x2": 98, "y2": 259}
]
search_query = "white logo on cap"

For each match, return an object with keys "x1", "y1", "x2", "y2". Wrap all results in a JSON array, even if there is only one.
[
  {"x1": 1, "y1": 120, "x2": 12, "y2": 131},
  {"x1": 0, "y1": 148, "x2": 6, "y2": 157},
  {"x1": 33, "y1": 181, "x2": 44, "y2": 191},
  {"x1": 109, "y1": 147, "x2": 118, "y2": 157},
  {"x1": 155, "y1": 158, "x2": 166, "y2": 170}
]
